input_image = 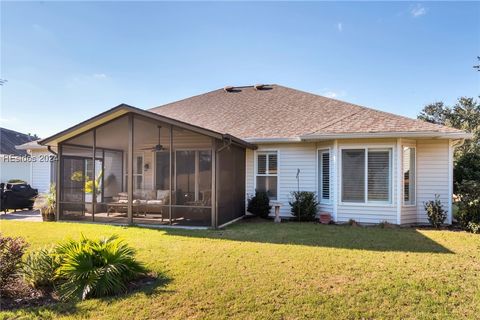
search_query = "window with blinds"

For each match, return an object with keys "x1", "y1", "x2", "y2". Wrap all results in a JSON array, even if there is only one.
[
  {"x1": 318, "y1": 150, "x2": 330, "y2": 202},
  {"x1": 367, "y1": 150, "x2": 391, "y2": 202},
  {"x1": 403, "y1": 147, "x2": 416, "y2": 205},
  {"x1": 256, "y1": 151, "x2": 278, "y2": 200},
  {"x1": 341, "y1": 148, "x2": 392, "y2": 203}
]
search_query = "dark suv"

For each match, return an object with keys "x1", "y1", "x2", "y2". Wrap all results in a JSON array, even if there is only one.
[{"x1": 0, "y1": 183, "x2": 38, "y2": 212}]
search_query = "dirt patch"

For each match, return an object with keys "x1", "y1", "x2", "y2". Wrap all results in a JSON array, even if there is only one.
[
  {"x1": 1, "y1": 274, "x2": 158, "y2": 311},
  {"x1": 1, "y1": 277, "x2": 57, "y2": 311}
]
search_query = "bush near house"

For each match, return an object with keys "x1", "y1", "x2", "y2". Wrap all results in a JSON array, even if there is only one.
[
  {"x1": 247, "y1": 191, "x2": 271, "y2": 219},
  {"x1": 289, "y1": 191, "x2": 319, "y2": 221},
  {"x1": 424, "y1": 195, "x2": 447, "y2": 228}
]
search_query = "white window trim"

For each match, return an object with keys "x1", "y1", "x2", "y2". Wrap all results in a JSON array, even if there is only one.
[
  {"x1": 338, "y1": 145, "x2": 394, "y2": 207},
  {"x1": 316, "y1": 148, "x2": 331, "y2": 204},
  {"x1": 253, "y1": 149, "x2": 279, "y2": 201},
  {"x1": 402, "y1": 146, "x2": 417, "y2": 207}
]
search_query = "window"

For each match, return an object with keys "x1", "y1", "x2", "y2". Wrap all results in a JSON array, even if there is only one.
[
  {"x1": 403, "y1": 147, "x2": 416, "y2": 205},
  {"x1": 126, "y1": 153, "x2": 144, "y2": 191},
  {"x1": 318, "y1": 150, "x2": 330, "y2": 202},
  {"x1": 256, "y1": 151, "x2": 278, "y2": 200},
  {"x1": 341, "y1": 148, "x2": 392, "y2": 203}
]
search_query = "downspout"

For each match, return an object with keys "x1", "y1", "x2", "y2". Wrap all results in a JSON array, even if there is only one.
[{"x1": 47, "y1": 146, "x2": 57, "y2": 156}]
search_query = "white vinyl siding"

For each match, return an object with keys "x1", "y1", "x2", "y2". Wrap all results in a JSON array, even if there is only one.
[
  {"x1": 245, "y1": 139, "x2": 453, "y2": 225},
  {"x1": 415, "y1": 139, "x2": 450, "y2": 224},
  {"x1": 30, "y1": 151, "x2": 53, "y2": 193}
]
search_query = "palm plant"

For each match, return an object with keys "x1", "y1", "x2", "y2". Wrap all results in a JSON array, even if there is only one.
[
  {"x1": 22, "y1": 246, "x2": 59, "y2": 288},
  {"x1": 55, "y1": 235, "x2": 146, "y2": 301}
]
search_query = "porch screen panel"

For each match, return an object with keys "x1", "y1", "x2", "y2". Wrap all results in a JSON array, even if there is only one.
[
  {"x1": 94, "y1": 115, "x2": 129, "y2": 224},
  {"x1": 175, "y1": 150, "x2": 196, "y2": 205},
  {"x1": 60, "y1": 139, "x2": 94, "y2": 221},
  {"x1": 171, "y1": 128, "x2": 213, "y2": 227},
  {"x1": 217, "y1": 144, "x2": 246, "y2": 226},
  {"x1": 342, "y1": 149, "x2": 365, "y2": 202},
  {"x1": 367, "y1": 150, "x2": 391, "y2": 202}
]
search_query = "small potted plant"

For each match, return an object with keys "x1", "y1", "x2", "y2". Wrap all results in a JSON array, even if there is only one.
[{"x1": 35, "y1": 184, "x2": 56, "y2": 221}]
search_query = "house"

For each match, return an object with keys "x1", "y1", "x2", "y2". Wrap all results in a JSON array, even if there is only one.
[
  {"x1": 39, "y1": 85, "x2": 472, "y2": 228},
  {"x1": 0, "y1": 128, "x2": 36, "y2": 185},
  {"x1": 15, "y1": 140, "x2": 57, "y2": 193}
]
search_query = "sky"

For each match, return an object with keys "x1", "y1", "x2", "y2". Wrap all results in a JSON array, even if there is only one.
[{"x1": 1, "y1": 1, "x2": 479, "y2": 138}]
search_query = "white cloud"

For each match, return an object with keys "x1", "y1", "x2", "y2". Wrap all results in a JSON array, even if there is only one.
[
  {"x1": 0, "y1": 116, "x2": 18, "y2": 124},
  {"x1": 322, "y1": 90, "x2": 346, "y2": 99},
  {"x1": 337, "y1": 22, "x2": 343, "y2": 32},
  {"x1": 93, "y1": 73, "x2": 107, "y2": 79},
  {"x1": 411, "y1": 4, "x2": 427, "y2": 18}
]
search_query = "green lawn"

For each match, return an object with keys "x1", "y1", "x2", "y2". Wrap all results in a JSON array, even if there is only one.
[{"x1": 1, "y1": 219, "x2": 480, "y2": 319}]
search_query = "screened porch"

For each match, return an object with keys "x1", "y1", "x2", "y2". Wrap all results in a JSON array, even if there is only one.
[{"x1": 54, "y1": 110, "x2": 248, "y2": 228}]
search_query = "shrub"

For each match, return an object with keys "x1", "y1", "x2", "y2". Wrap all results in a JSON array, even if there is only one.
[
  {"x1": 55, "y1": 235, "x2": 146, "y2": 301},
  {"x1": 34, "y1": 184, "x2": 56, "y2": 221},
  {"x1": 7, "y1": 179, "x2": 26, "y2": 184},
  {"x1": 347, "y1": 219, "x2": 359, "y2": 227},
  {"x1": 247, "y1": 191, "x2": 271, "y2": 219},
  {"x1": 455, "y1": 180, "x2": 480, "y2": 231},
  {"x1": 22, "y1": 247, "x2": 59, "y2": 288},
  {"x1": 467, "y1": 222, "x2": 480, "y2": 234},
  {"x1": 289, "y1": 191, "x2": 319, "y2": 221},
  {"x1": 0, "y1": 234, "x2": 28, "y2": 287},
  {"x1": 424, "y1": 195, "x2": 447, "y2": 228}
]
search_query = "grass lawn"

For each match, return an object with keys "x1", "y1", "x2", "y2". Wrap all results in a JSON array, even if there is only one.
[{"x1": 1, "y1": 219, "x2": 480, "y2": 319}]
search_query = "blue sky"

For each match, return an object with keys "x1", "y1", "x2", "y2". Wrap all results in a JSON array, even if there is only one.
[{"x1": 1, "y1": 1, "x2": 479, "y2": 138}]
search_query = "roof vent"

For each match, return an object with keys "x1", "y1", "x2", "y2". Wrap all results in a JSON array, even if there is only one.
[
  {"x1": 224, "y1": 86, "x2": 234, "y2": 92},
  {"x1": 254, "y1": 84, "x2": 266, "y2": 90}
]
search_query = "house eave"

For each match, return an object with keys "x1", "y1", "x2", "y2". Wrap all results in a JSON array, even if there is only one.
[{"x1": 39, "y1": 104, "x2": 255, "y2": 150}]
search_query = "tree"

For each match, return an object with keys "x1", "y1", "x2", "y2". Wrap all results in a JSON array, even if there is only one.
[
  {"x1": 474, "y1": 56, "x2": 480, "y2": 71},
  {"x1": 418, "y1": 97, "x2": 480, "y2": 156}
]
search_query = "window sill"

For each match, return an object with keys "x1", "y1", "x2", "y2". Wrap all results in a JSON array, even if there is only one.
[{"x1": 339, "y1": 202, "x2": 394, "y2": 207}]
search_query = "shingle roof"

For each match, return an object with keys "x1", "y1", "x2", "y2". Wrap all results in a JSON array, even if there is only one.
[
  {"x1": 0, "y1": 127, "x2": 36, "y2": 156},
  {"x1": 149, "y1": 84, "x2": 465, "y2": 140}
]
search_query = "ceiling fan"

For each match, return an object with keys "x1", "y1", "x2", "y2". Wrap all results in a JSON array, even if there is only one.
[{"x1": 141, "y1": 126, "x2": 167, "y2": 152}]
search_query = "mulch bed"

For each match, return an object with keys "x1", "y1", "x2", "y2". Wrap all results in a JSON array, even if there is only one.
[
  {"x1": 1, "y1": 277, "x2": 57, "y2": 311},
  {"x1": 1, "y1": 274, "x2": 158, "y2": 311}
]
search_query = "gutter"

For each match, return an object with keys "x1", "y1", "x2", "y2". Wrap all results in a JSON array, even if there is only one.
[{"x1": 300, "y1": 131, "x2": 474, "y2": 140}]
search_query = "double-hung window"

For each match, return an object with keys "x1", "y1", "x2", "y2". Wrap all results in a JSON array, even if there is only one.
[
  {"x1": 256, "y1": 151, "x2": 278, "y2": 200},
  {"x1": 341, "y1": 148, "x2": 392, "y2": 204},
  {"x1": 318, "y1": 150, "x2": 330, "y2": 202},
  {"x1": 403, "y1": 147, "x2": 416, "y2": 205}
]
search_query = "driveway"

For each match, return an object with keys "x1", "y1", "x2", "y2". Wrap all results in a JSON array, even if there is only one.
[{"x1": 0, "y1": 210, "x2": 42, "y2": 222}]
